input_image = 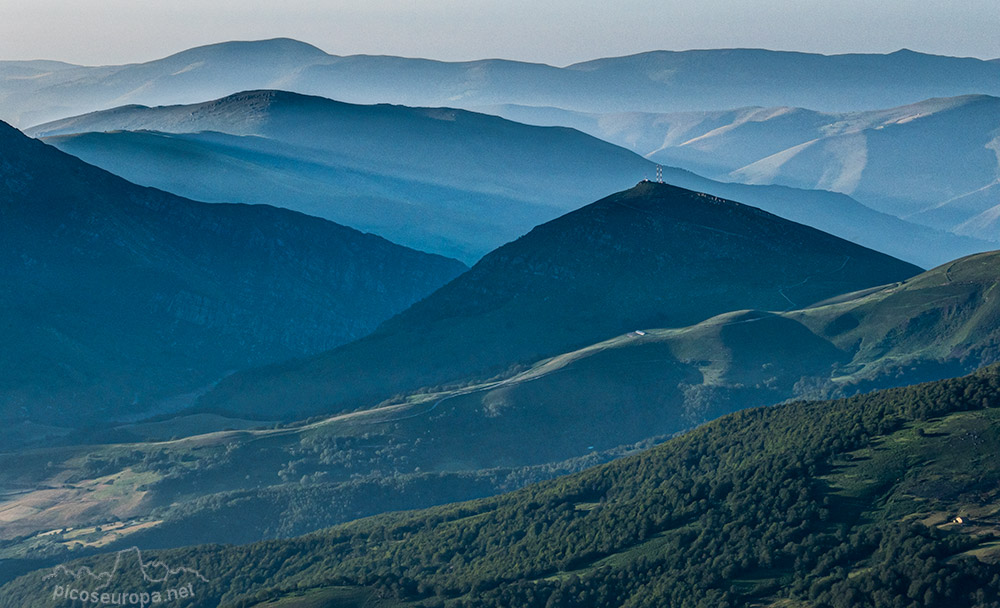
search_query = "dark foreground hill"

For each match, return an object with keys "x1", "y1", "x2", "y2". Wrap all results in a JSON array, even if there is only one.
[
  {"x1": 0, "y1": 121, "x2": 466, "y2": 440},
  {"x1": 199, "y1": 181, "x2": 921, "y2": 420},
  {"x1": 6, "y1": 365, "x2": 1000, "y2": 607}
]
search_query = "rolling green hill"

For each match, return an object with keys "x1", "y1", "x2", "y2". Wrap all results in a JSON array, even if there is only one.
[
  {"x1": 789, "y1": 250, "x2": 1000, "y2": 386},
  {"x1": 441, "y1": 248, "x2": 1000, "y2": 439},
  {"x1": 6, "y1": 366, "x2": 1000, "y2": 607},
  {"x1": 198, "y1": 181, "x2": 920, "y2": 421}
]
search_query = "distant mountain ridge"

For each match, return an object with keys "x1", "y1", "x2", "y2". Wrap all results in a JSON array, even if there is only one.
[
  {"x1": 27, "y1": 90, "x2": 652, "y2": 262},
  {"x1": 26, "y1": 90, "x2": 992, "y2": 267},
  {"x1": 199, "y1": 181, "x2": 922, "y2": 421},
  {"x1": 491, "y1": 94, "x2": 1000, "y2": 239},
  {"x1": 3, "y1": 39, "x2": 1000, "y2": 127},
  {"x1": 0, "y1": 120, "x2": 466, "y2": 441}
]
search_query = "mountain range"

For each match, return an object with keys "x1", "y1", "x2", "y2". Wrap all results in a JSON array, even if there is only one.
[
  {"x1": 3, "y1": 185, "x2": 999, "y2": 581},
  {"x1": 495, "y1": 95, "x2": 1000, "y2": 239},
  {"x1": 0, "y1": 120, "x2": 466, "y2": 445},
  {"x1": 26, "y1": 90, "x2": 651, "y2": 263},
  {"x1": 24, "y1": 90, "x2": 991, "y2": 267},
  {"x1": 4, "y1": 37, "x2": 1000, "y2": 606},
  {"x1": 3, "y1": 39, "x2": 1000, "y2": 127}
]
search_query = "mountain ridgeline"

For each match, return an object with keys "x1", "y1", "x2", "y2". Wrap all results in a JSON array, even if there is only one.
[
  {"x1": 0, "y1": 121, "x2": 466, "y2": 440},
  {"x1": 199, "y1": 181, "x2": 922, "y2": 420},
  {"x1": 411, "y1": 249, "x2": 1000, "y2": 469},
  {"x1": 4, "y1": 40, "x2": 1000, "y2": 126},
  {"x1": 494, "y1": 94, "x2": 1000, "y2": 239}
]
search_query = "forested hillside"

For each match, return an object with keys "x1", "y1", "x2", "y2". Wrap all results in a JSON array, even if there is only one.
[{"x1": 7, "y1": 367, "x2": 1000, "y2": 607}]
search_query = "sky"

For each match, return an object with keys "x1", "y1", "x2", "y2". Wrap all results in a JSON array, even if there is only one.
[{"x1": 1, "y1": 0, "x2": 998, "y2": 66}]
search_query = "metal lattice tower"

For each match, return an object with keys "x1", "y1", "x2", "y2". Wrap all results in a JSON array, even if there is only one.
[{"x1": 656, "y1": 165, "x2": 663, "y2": 183}]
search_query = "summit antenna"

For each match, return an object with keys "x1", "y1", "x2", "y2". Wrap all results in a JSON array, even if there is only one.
[{"x1": 656, "y1": 165, "x2": 663, "y2": 183}]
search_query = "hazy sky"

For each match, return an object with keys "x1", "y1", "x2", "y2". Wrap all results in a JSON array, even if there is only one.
[{"x1": 2, "y1": 0, "x2": 998, "y2": 66}]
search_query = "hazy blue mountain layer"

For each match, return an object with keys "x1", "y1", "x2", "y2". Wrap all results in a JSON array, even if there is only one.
[
  {"x1": 28, "y1": 90, "x2": 650, "y2": 263},
  {"x1": 494, "y1": 95, "x2": 1000, "y2": 234},
  {"x1": 27, "y1": 90, "x2": 991, "y2": 267}
]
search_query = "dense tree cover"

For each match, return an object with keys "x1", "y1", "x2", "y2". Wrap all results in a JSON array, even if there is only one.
[
  {"x1": 6, "y1": 367, "x2": 1000, "y2": 607},
  {"x1": 130, "y1": 430, "x2": 656, "y2": 544},
  {"x1": 0, "y1": 412, "x2": 663, "y2": 576}
]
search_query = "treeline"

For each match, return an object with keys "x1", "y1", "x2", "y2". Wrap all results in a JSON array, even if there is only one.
[{"x1": 5, "y1": 367, "x2": 1000, "y2": 607}]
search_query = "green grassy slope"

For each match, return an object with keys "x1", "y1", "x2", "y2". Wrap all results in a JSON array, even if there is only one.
[
  {"x1": 791, "y1": 250, "x2": 1000, "y2": 385},
  {"x1": 7, "y1": 367, "x2": 1000, "y2": 607},
  {"x1": 471, "y1": 248, "x2": 1000, "y2": 423}
]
